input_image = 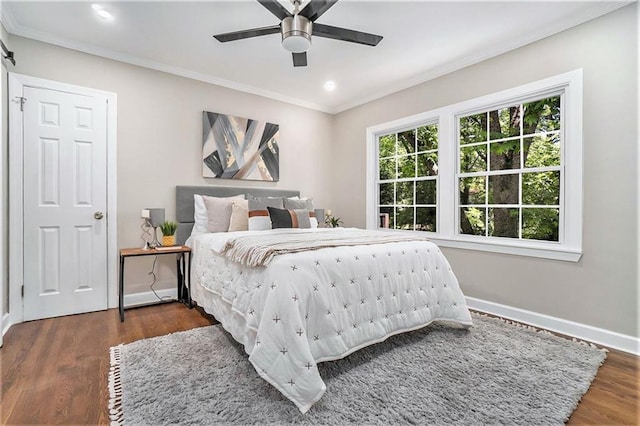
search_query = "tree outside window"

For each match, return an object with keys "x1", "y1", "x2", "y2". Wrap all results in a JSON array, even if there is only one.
[
  {"x1": 377, "y1": 124, "x2": 438, "y2": 232},
  {"x1": 458, "y1": 96, "x2": 562, "y2": 241}
]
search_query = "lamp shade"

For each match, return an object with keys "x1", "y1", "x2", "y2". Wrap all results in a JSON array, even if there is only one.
[{"x1": 146, "y1": 208, "x2": 165, "y2": 227}]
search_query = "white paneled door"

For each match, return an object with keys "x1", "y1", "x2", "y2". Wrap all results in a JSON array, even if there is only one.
[{"x1": 22, "y1": 86, "x2": 108, "y2": 321}]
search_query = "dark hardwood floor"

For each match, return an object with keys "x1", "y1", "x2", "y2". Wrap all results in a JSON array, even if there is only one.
[{"x1": 1, "y1": 303, "x2": 638, "y2": 425}]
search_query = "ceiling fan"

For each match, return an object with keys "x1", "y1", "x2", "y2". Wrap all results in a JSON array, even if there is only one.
[{"x1": 213, "y1": 0, "x2": 383, "y2": 67}]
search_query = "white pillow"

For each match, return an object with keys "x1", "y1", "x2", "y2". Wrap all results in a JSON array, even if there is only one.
[
  {"x1": 228, "y1": 199, "x2": 249, "y2": 232},
  {"x1": 191, "y1": 194, "x2": 243, "y2": 236}
]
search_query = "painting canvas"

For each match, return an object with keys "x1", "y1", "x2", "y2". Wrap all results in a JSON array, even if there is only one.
[{"x1": 202, "y1": 111, "x2": 279, "y2": 181}]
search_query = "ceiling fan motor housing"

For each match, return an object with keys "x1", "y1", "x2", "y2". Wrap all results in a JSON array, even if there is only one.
[{"x1": 281, "y1": 14, "x2": 312, "y2": 52}]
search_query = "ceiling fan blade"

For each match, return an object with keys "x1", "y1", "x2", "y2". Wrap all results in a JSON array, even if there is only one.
[
  {"x1": 299, "y1": 0, "x2": 339, "y2": 22},
  {"x1": 292, "y1": 52, "x2": 308, "y2": 67},
  {"x1": 257, "y1": 0, "x2": 292, "y2": 20},
  {"x1": 313, "y1": 23, "x2": 383, "y2": 47},
  {"x1": 214, "y1": 25, "x2": 281, "y2": 42}
]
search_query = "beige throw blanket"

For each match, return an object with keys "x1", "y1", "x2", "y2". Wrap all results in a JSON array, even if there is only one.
[{"x1": 218, "y1": 228, "x2": 428, "y2": 267}]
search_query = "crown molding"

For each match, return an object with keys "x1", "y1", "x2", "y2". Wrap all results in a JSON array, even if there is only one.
[
  {"x1": 331, "y1": 1, "x2": 632, "y2": 113},
  {"x1": 0, "y1": 9, "x2": 333, "y2": 114},
  {"x1": 1, "y1": 1, "x2": 632, "y2": 115}
]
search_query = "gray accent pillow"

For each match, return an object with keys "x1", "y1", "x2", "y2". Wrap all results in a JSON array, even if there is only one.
[
  {"x1": 284, "y1": 197, "x2": 317, "y2": 228},
  {"x1": 248, "y1": 196, "x2": 284, "y2": 230}
]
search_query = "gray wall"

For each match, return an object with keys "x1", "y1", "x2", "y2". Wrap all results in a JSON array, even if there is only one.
[
  {"x1": 1, "y1": 33, "x2": 335, "y2": 304},
  {"x1": 1, "y1": 5, "x2": 637, "y2": 339},
  {"x1": 332, "y1": 4, "x2": 638, "y2": 337}
]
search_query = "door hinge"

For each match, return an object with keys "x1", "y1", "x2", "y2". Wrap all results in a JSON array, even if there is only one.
[
  {"x1": 21, "y1": 285, "x2": 24, "y2": 298},
  {"x1": 15, "y1": 96, "x2": 27, "y2": 111}
]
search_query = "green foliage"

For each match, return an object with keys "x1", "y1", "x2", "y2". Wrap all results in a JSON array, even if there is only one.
[
  {"x1": 460, "y1": 113, "x2": 487, "y2": 144},
  {"x1": 460, "y1": 207, "x2": 485, "y2": 235},
  {"x1": 160, "y1": 221, "x2": 177, "y2": 236},
  {"x1": 417, "y1": 125, "x2": 438, "y2": 151},
  {"x1": 325, "y1": 216, "x2": 343, "y2": 228},
  {"x1": 379, "y1": 134, "x2": 395, "y2": 158},
  {"x1": 458, "y1": 96, "x2": 562, "y2": 241},
  {"x1": 522, "y1": 208, "x2": 559, "y2": 241}
]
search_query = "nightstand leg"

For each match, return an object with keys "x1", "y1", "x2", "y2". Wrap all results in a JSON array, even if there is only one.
[
  {"x1": 176, "y1": 254, "x2": 183, "y2": 303},
  {"x1": 187, "y1": 252, "x2": 192, "y2": 308},
  {"x1": 119, "y1": 256, "x2": 125, "y2": 322}
]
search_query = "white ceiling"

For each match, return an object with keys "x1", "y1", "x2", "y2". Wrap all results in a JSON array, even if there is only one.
[{"x1": 1, "y1": 1, "x2": 630, "y2": 113}]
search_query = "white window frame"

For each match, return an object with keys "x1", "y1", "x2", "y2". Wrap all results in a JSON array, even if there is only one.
[
  {"x1": 377, "y1": 122, "x2": 440, "y2": 233},
  {"x1": 366, "y1": 69, "x2": 583, "y2": 262}
]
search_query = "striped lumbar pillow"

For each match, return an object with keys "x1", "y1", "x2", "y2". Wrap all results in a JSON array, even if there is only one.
[{"x1": 267, "y1": 207, "x2": 312, "y2": 229}]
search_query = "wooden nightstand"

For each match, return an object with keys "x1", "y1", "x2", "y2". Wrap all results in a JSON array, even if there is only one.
[{"x1": 118, "y1": 246, "x2": 192, "y2": 322}]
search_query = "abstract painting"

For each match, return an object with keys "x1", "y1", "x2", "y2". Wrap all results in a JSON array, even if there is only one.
[{"x1": 202, "y1": 111, "x2": 279, "y2": 181}]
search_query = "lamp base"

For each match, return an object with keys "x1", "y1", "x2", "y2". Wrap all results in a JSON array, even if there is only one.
[{"x1": 149, "y1": 227, "x2": 161, "y2": 249}]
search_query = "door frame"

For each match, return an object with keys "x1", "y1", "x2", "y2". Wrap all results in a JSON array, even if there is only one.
[{"x1": 8, "y1": 73, "x2": 118, "y2": 324}]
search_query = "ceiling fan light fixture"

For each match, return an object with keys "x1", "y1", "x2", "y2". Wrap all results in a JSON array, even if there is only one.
[{"x1": 281, "y1": 15, "x2": 312, "y2": 53}]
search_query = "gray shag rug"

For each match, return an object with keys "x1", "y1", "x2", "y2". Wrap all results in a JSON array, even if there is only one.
[{"x1": 108, "y1": 313, "x2": 606, "y2": 425}]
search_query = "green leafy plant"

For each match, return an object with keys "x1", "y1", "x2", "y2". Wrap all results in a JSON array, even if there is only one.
[
  {"x1": 325, "y1": 216, "x2": 343, "y2": 228},
  {"x1": 160, "y1": 221, "x2": 177, "y2": 236}
]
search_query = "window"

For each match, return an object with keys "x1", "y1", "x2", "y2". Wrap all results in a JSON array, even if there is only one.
[
  {"x1": 377, "y1": 124, "x2": 438, "y2": 232},
  {"x1": 366, "y1": 70, "x2": 583, "y2": 261},
  {"x1": 458, "y1": 95, "x2": 562, "y2": 242}
]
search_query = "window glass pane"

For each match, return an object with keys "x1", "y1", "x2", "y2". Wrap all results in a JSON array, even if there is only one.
[
  {"x1": 396, "y1": 207, "x2": 414, "y2": 230},
  {"x1": 379, "y1": 158, "x2": 394, "y2": 180},
  {"x1": 489, "y1": 140, "x2": 521, "y2": 170},
  {"x1": 460, "y1": 145, "x2": 487, "y2": 173},
  {"x1": 522, "y1": 208, "x2": 559, "y2": 241},
  {"x1": 524, "y1": 134, "x2": 560, "y2": 168},
  {"x1": 460, "y1": 113, "x2": 487, "y2": 144},
  {"x1": 379, "y1": 207, "x2": 394, "y2": 229},
  {"x1": 488, "y1": 208, "x2": 519, "y2": 238},
  {"x1": 416, "y1": 207, "x2": 436, "y2": 232},
  {"x1": 397, "y1": 130, "x2": 416, "y2": 155},
  {"x1": 397, "y1": 155, "x2": 416, "y2": 179},
  {"x1": 396, "y1": 181, "x2": 414, "y2": 205},
  {"x1": 523, "y1": 96, "x2": 560, "y2": 134},
  {"x1": 459, "y1": 176, "x2": 486, "y2": 205},
  {"x1": 378, "y1": 134, "x2": 395, "y2": 158},
  {"x1": 460, "y1": 207, "x2": 486, "y2": 236},
  {"x1": 417, "y1": 152, "x2": 438, "y2": 176},
  {"x1": 489, "y1": 106, "x2": 521, "y2": 140},
  {"x1": 379, "y1": 182, "x2": 394, "y2": 205},
  {"x1": 522, "y1": 171, "x2": 560, "y2": 205},
  {"x1": 417, "y1": 124, "x2": 438, "y2": 151},
  {"x1": 488, "y1": 174, "x2": 519, "y2": 204},
  {"x1": 416, "y1": 180, "x2": 437, "y2": 205}
]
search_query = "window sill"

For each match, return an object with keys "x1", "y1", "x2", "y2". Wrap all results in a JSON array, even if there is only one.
[{"x1": 427, "y1": 236, "x2": 582, "y2": 262}]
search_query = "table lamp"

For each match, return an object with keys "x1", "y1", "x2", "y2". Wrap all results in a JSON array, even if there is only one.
[{"x1": 141, "y1": 208, "x2": 165, "y2": 249}]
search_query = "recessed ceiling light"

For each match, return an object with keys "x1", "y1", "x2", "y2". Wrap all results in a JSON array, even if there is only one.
[
  {"x1": 92, "y1": 4, "x2": 114, "y2": 21},
  {"x1": 323, "y1": 80, "x2": 336, "y2": 92}
]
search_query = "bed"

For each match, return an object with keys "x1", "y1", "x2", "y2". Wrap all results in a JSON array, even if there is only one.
[{"x1": 177, "y1": 186, "x2": 473, "y2": 413}]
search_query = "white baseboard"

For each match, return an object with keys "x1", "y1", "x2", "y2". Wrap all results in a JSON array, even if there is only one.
[
  {"x1": 1, "y1": 285, "x2": 178, "y2": 337},
  {"x1": 466, "y1": 296, "x2": 640, "y2": 356},
  {"x1": 123, "y1": 287, "x2": 178, "y2": 308},
  {"x1": 2, "y1": 312, "x2": 11, "y2": 340}
]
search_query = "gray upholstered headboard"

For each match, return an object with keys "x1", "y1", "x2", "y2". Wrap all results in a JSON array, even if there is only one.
[{"x1": 175, "y1": 185, "x2": 300, "y2": 245}]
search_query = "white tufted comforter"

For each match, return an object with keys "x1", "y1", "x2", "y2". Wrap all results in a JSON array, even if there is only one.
[{"x1": 187, "y1": 228, "x2": 473, "y2": 413}]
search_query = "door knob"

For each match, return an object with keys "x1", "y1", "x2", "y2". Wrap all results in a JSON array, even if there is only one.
[{"x1": 94, "y1": 211, "x2": 104, "y2": 220}]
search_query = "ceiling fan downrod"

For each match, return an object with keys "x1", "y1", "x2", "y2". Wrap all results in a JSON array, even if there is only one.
[{"x1": 281, "y1": 0, "x2": 312, "y2": 53}]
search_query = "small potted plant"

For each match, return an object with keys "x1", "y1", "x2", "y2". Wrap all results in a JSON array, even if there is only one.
[
  {"x1": 325, "y1": 215, "x2": 343, "y2": 228},
  {"x1": 160, "y1": 221, "x2": 178, "y2": 246}
]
